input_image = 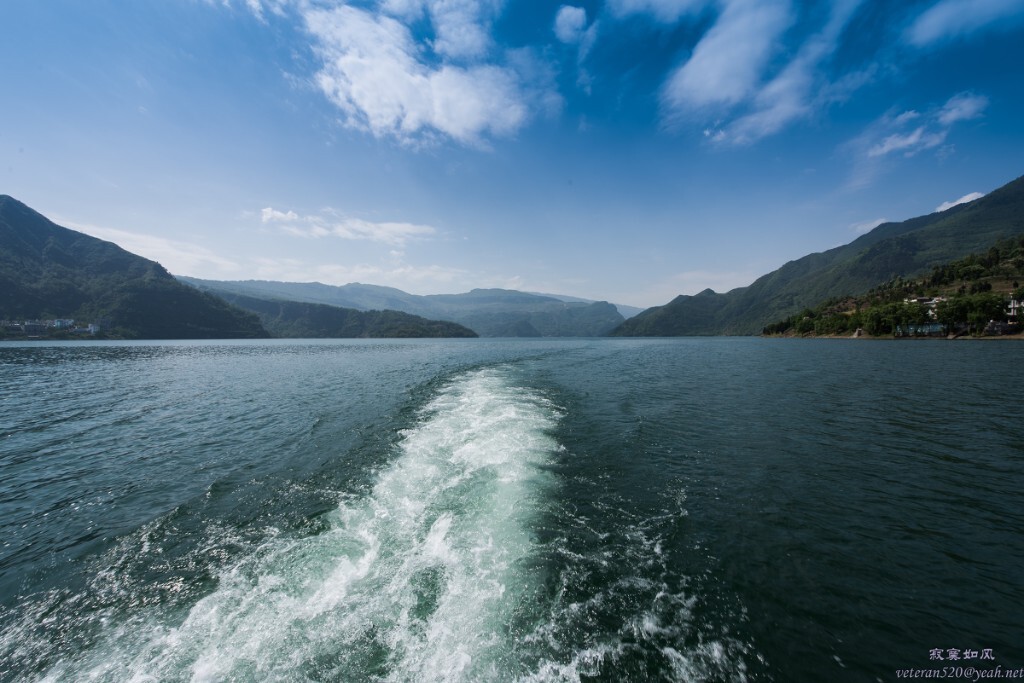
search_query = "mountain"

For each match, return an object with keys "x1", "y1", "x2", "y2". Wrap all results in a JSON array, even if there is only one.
[
  {"x1": 175, "y1": 279, "x2": 424, "y2": 313},
  {"x1": 761, "y1": 234, "x2": 1024, "y2": 338},
  {"x1": 179, "y1": 279, "x2": 627, "y2": 337},
  {"x1": 525, "y1": 292, "x2": 644, "y2": 319},
  {"x1": 612, "y1": 173, "x2": 1024, "y2": 336},
  {"x1": 215, "y1": 292, "x2": 478, "y2": 338},
  {"x1": 0, "y1": 196, "x2": 269, "y2": 339}
]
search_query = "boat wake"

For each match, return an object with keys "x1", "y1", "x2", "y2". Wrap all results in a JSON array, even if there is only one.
[
  {"x1": 4, "y1": 365, "x2": 754, "y2": 682},
  {"x1": 21, "y1": 367, "x2": 561, "y2": 682}
]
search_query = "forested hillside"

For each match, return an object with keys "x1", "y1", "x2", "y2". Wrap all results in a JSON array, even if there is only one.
[
  {"x1": 612, "y1": 173, "x2": 1024, "y2": 336},
  {"x1": 217, "y1": 293, "x2": 478, "y2": 338},
  {"x1": 0, "y1": 196, "x2": 268, "y2": 339},
  {"x1": 762, "y1": 237, "x2": 1024, "y2": 337}
]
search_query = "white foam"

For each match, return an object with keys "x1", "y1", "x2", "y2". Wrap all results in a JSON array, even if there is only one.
[
  {"x1": 38, "y1": 367, "x2": 560, "y2": 682},
  {"x1": 18, "y1": 366, "x2": 759, "y2": 682}
]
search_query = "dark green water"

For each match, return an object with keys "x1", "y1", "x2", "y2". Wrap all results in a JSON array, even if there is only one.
[{"x1": 0, "y1": 338, "x2": 1021, "y2": 681}]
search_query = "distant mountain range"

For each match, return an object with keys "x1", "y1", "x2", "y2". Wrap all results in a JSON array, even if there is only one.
[
  {"x1": 178, "y1": 278, "x2": 629, "y2": 337},
  {"x1": 0, "y1": 195, "x2": 269, "y2": 339},
  {"x1": 0, "y1": 197, "x2": 476, "y2": 339},
  {"x1": 0, "y1": 195, "x2": 617, "y2": 339},
  {"x1": 6, "y1": 171, "x2": 1022, "y2": 340},
  {"x1": 209, "y1": 292, "x2": 477, "y2": 339},
  {"x1": 612, "y1": 173, "x2": 1024, "y2": 336}
]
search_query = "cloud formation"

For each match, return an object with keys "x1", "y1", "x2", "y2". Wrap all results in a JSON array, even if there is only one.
[
  {"x1": 260, "y1": 207, "x2": 298, "y2": 223},
  {"x1": 843, "y1": 91, "x2": 989, "y2": 189},
  {"x1": 380, "y1": 0, "x2": 501, "y2": 60},
  {"x1": 662, "y1": 0, "x2": 792, "y2": 113},
  {"x1": 935, "y1": 191, "x2": 984, "y2": 212},
  {"x1": 231, "y1": 0, "x2": 1008, "y2": 151},
  {"x1": 63, "y1": 222, "x2": 241, "y2": 277},
  {"x1": 719, "y1": 0, "x2": 863, "y2": 144},
  {"x1": 661, "y1": 0, "x2": 870, "y2": 145},
  {"x1": 937, "y1": 92, "x2": 989, "y2": 126},
  {"x1": 868, "y1": 125, "x2": 947, "y2": 158},
  {"x1": 607, "y1": 0, "x2": 709, "y2": 23},
  {"x1": 862, "y1": 91, "x2": 987, "y2": 159},
  {"x1": 906, "y1": 0, "x2": 1024, "y2": 46},
  {"x1": 554, "y1": 5, "x2": 588, "y2": 44},
  {"x1": 303, "y1": 3, "x2": 538, "y2": 146},
  {"x1": 242, "y1": 0, "x2": 287, "y2": 22},
  {"x1": 261, "y1": 205, "x2": 437, "y2": 246}
]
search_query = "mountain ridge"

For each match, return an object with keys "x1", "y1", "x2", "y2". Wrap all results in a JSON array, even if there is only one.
[
  {"x1": 0, "y1": 195, "x2": 269, "y2": 339},
  {"x1": 179, "y1": 278, "x2": 628, "y2": 337},
  {"x1": 612, "y1": 173, "x2": 1024, "y2": 336},
  {"x1": 214, "y1": 292, "x2": 479, "y2": 339}
]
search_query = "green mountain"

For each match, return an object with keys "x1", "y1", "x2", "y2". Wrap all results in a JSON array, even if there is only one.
[
  {"x1": 216, "y1": 292, "x2": 478, "y2": 338},
  {"x1": 0, "y1": 196, "x2": 268, "y2": 339},
  {"x1": 526, "y1": 291, "x2": 644, "y2": 319},
  {"x1": 763, "y1": 234, "x2": 1024, "y2": 337},
  {"x1": 176, "y1": 278, "x2": 424, "y2": 313},
  {"x1": 613, "y1": 173, "x2": 1024, "y2": 336},
  {"x1": 179, "y1": 278, "x2": 627, "y2": 337}
]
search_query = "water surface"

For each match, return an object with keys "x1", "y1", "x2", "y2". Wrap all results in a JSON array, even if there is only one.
[{"x1": 1, "y1": 338, "x2": 1021, "y2": 681}]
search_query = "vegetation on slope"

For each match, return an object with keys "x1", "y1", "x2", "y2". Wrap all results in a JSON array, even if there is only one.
[
  {"x1": 612, "y1": 173, "x2": 1024, "y2": 336},
  {"x1": 0, "y1": 196, "x2": 268, "y2": 339},
  {"x1": 762, "y1": 237, "x2": 1024, "y2": 337},
  {"x1": 181, "y1": 279, "x2": 627, "y2": 337},
  {"x1": 216, "y1": 293, "x2": 478, "y2": 338}
]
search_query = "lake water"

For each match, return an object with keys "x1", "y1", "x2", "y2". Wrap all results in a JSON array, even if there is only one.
[{"x1": 1, "y1": 338, "x2": 1021, "y2": 682}]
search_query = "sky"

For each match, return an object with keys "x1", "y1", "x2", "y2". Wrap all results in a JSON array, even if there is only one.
[{"x1": 2, "y1": 0, "x2": 1023, "y2": 308}]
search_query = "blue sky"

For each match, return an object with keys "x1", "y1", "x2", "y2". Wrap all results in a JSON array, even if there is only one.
[{"x1": 3, "y1": 0, "x2": 1023, "y2": 307}]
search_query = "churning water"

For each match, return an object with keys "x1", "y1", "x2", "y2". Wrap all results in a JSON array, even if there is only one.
[{"x1": 1, "y1": 338, "x2": 1022, "y2": 681}]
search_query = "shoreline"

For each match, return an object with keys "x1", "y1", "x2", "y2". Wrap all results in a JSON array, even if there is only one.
[{"x1": 763, "y1": 332, "x2": 1024, "y2": 341}]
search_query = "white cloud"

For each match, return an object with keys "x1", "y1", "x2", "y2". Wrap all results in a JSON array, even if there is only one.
[
  {"x1": 850, "y1": 217, "x2": 887, "y2": 235},
  {"x1": 868, "y1": 125, "x2": 947, "y2": 157},
  {"x1": 702, "y1": 127, "x2": 726, "y2": 142},
  {"x1": 893, "y1": 110, "x2": 921, "y2": 125},
  {"x1": 245, "y1": 0, "x2": 265, "y2": 20},
  {"x1": 937, "y1": 92, "x2": 988, "y2": 125},
  {"x1": 720, "y1": 62, "x2": 812, "y2": 144},
  {"x1": 239, "y1": 0, "x2": 287, "y2": 22},
  {"x1": 378, "y1": 0, "x2": 502, "y2": 60},
  {"x1": 719, "y1": 0, "x2": 863, "y2": 144},
  {"x1": 661, "y1": 0, "x2": 792, "y2": 116},
  {"x1": 61, "y1": 221, "x2": 242, "y2": 277},
  {"x1": 262, "y1": 205, "x2": 437, "y2": 246},
  {"x1": 61, "y1": 214, "x2": 471, "y2": 294},
  {"x1": 261, "y1": 207, "x2": 298, "y2": 223},
  {"x1": 330, "y1": 218, "x2": 435, "y2": 243},
  {"x1": 304, "y1": 4, "x2": 533, "y2": 146},
  {"x1": 906, "y1": 0, "x2": 1024, "y2": 47},
  {"x1": 380, "y1": 0, "x2": 425, "y2": 20},
  {"x1": 429, "y1": 0, "x2": 501, "y2": 61},
  {"x1": 860, "y1": 91, "x2": 986, "y2": 160},
  {"x1": 630, "y1": 0, "x2": 871, "y2": 145},
  {"x1": 280, "y1": 224, "x2": 332, "y2": 239},
  {"x1": 844, "y1": 91, "x2": 989, "y2": 189},
  {"x1": 607, "y1": 0, "x2": 709, "y2": 23},
  {"x1": 554, "y1": 5, "x2": 588, "y2": 43},
  {"x1": 936, "y1": 191, "x2": 984, "y2": 212},
  {"x1": 553, "y1": 5, "x2": 599, "y2": 90}
]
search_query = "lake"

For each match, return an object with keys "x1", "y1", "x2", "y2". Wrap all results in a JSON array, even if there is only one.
[{"x1": 1, "y1": 338, "x2": 1021, "y2": 681}]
